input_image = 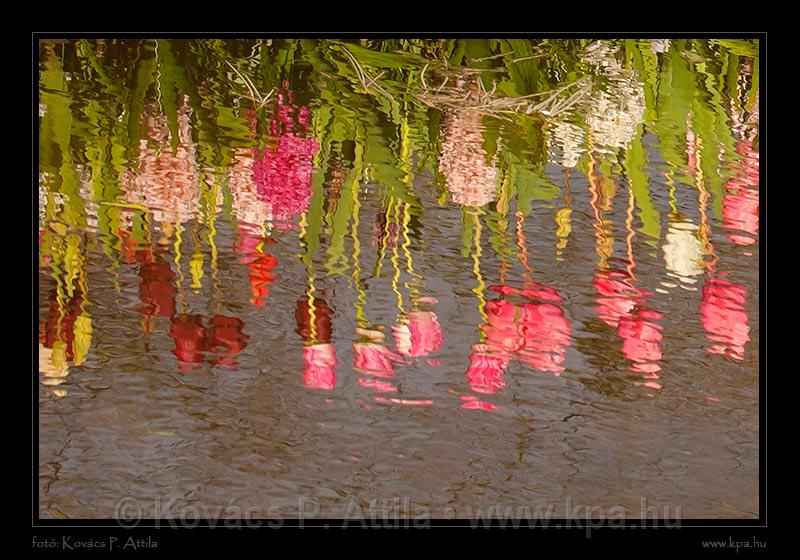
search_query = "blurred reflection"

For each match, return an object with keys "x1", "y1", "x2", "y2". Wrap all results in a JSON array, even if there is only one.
[
  {"x1": 168, "y1": 314, "x2": 249, "y2": 371},
  {"x1": 695, "y1": 85, "x2": 757, "y2": 363},
  {"x1": 170, "y1": 314, "x2": 206, "y2": 370},
  {"x1": 663, "y1": 221, "x2": 704, "y2": 289},
  {"x1": 391, "y1": 199, "x2": 443, "y2": 359},
  {"x1": 120, "y1": 214, "x2": 250, "y2": 370},
  {"x1": 394, "y1": 310, "x2": 442, "y2": 358},
  {"x1": 354, "y1": 328, "x2": 404, "y2": 394},
  {"x1": 39, "y1": 285, "x2": 90, "y2": 396},
  {"x1": 234, "y1": 230, "x2": 278, "y2": 307},
  {"x1": 463, "y1": 211, "x2": 572, "y2": 410},
  {"x1": 120, "y1": 230, "x2": 177, "y2": 332},
  {"x1": 588, "y1": 153, "x2": 663, "y2": 381},
  {"x1": 548, "y1": 121, "x2": 586, "y2": 169},
  {"x1": 229, "y1": 146, "x2": 274, "y2": 231},
  {"x1": 650, "y1": 39, "x2": 671, "y2": 54},
  {"x1": 355, "y1": 199, "x2": 405, "y2": 396}
]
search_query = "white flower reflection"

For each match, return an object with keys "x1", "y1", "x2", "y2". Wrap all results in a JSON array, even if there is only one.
[
  {"x1": 122, "y1": 94, "x2": 200, "y2": 226},
  {"x1": 662, "y1": 220, "x2": 704, "y2": 289},
  {"x1": 581, "y1": 42, "x2": 646, "y2": 153},
  {"x1": 439, "y1": 110, "x2": 499, "y2": 207},
  {"x1": 547, "y1": 121, "x2": 586, "y2": 168}
]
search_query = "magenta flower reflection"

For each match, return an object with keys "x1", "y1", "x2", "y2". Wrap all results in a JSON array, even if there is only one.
[
  {"x1": 252, "y1": 89, "x2": 319, "y2": 226},
  {"x1": 700, "y1": 278, "x2": 750, "y2": 362}
]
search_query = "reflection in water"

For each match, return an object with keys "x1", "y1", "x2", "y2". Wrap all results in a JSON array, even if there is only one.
[
  {"x1": 354, "y1": 328, "x2": 404, "y2": 394},
  {"x1": 229, "y1": 147, "x2": 273, "y2": 231},
  {"x1": 723, "y1": 109, "x2": 759, "y2": 247},
  {"x1": 234, "y1": 230, "x2": 278, "y2": 307},
  {"x1": 695, "y1": 78, "x2": 758, "y2": 363},
  {"x1": 588, "y1": 152, "x2": 664, "y2": 380},
  {"x1": 39, "y1": 285, "x2": 90, "y2": 396},
  {"x1": 548, "y1": 121, "x2": 586, "y2": 169},
  {"x1": 463, "y1": 211, "x2": 572, "y2": 410},
  {"x1": 38, "y1": 38, "x2": 759, "y2": 519},
  {"x1": 393, "y1": 310, "x2": 443, "y2": 358}
]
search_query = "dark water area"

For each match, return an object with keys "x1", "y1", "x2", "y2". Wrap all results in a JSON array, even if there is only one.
[{"x1": 38, "y1": 38, "x2": 759, "y2": 519}]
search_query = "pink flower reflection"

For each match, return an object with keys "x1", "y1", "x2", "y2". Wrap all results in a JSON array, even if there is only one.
[
  {"x1": 354, "y1": 343, "x2": 402, "y2": 379},
  {"x1": 354, "y1": 337, "x2": 406, "y2": 395},
  {"x1": 700, "y1": 278, "x2": 750, "y2": 362},
  {"x1": 465, "y1": 344, "x2": 509, "y2": 394},
  {"x1": 393, "y1": 311, "x2": 443, "y2": 357},
  {"x1": 482, "y1": 298, "x2": 572, "y2": 375},
  {"x1": 460, "y1": 395, "x2": 499, "y2": 411},
  {"x1": 594, "y1": 270, "x2": 663, "y2": 374},
  {"x1": 303, "y1": 344, "x2": 338, "y2": 390},
  {"x1": 464, "y1": 289, "x2": 572, "y2": 406},
  {"x1": 722, "y1": 138, "x2": 759, "y2": 246},
  {"x1": 618, "y1": 315, "x2": 663, "y2": 373}
]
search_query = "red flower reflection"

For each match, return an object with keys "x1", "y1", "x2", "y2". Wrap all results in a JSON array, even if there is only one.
[
  {"x1": 40, "y1": 287, "x2": 84, "y2": 363},
  {"x1": 137, "y1": 257, "x2": 177, "y2": 323},
  {"x1": 700, "y1": 278, "x2": 750, "y2": 362},
  {"x1": 207, "y1": 316, "x2": 248, "y2": 368},
  {"x1": 234, "y1": 232, "x2": 277, "y2": 307},
  {"x1": 169, "y1": 314, "x2": 249, "y2": 371},
  {"x1": 170, "y1": 314, "x2": 206, "y2": 370}
]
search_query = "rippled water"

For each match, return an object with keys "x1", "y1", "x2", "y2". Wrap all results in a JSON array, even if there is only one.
[{"x1": 38, "y1": 38, "x2": 759, "y2": 519}]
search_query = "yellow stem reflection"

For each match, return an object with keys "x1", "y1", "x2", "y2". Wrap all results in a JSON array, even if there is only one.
[
  {"x1": 694, "y1": 131, "x2": 719, "y2": 274},
  {"x1": 298, "y1": 211, "x2": 319, "y2": 343},
  {"x1": 470, "y1": 210, "x2": 488, "y2": 331},
  {"x1": 625, "y1": 179, "x2": 637, "y2": 280},
  {"x1": 555, "y1": 168, "x2": 573, "y2": 260},
  {"x1": 390, "y1": 199, "x2": 405, "y2": 314},
  {"x1": 587, "y1": 149, "x2": 613, "y2": 270}
]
